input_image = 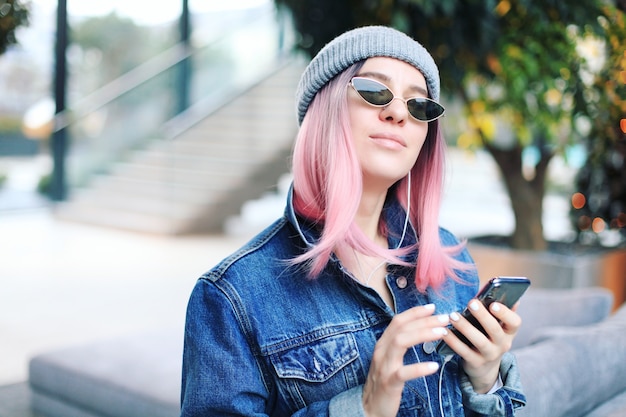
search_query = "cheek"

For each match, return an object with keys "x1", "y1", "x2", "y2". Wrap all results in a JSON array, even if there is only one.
[
  {"x1": 348, "y1": 110, "x2": 375, "y2": 148},
  {"x1": 408, "y1": 126, "x2": 429, "y2": 154},
  {"x1": 348, "y1": 103, "x2": 370, "y2": 132}
]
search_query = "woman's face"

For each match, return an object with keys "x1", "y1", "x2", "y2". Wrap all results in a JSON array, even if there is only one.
[{"x1": 348, "y1": 57, "x2": 430, "y2": 193}]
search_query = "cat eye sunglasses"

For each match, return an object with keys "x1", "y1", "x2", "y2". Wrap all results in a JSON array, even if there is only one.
[{"x1": 349, "y1": 77, "x2": 445, "y2": 122}]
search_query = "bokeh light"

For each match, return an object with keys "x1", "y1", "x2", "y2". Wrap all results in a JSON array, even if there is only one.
[
  {"x1": 578, "y1": 215, "x2": 592, "y2": 230},
  {"x1": 571, "y1": 192, "x2": 586, "y2": 209},
  {"x1": 592, "y1": 217, "x2": 606, "y2": 233}
]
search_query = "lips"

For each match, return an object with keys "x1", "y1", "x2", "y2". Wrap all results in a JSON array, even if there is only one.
[{"x1": 370, "y1": 133, "x2": 407, "y2": 148}]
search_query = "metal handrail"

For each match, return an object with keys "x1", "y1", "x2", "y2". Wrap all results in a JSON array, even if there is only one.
[
  {"x1": 54, "y1": 4, "x2": 296, "y2": 192},
  {"x1": 53, "y1": 42, "x2": 192, "y2": 132},
  {"x1": 161, "y1": 55, "x2": 295, "y2": 140},
  {"x1": 53, "y1": 4, "x2": 282, "y2": 133}
]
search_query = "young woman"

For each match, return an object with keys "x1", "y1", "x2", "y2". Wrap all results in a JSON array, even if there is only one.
[{"x1": 181, "y1": 26, "x2": 526, "y2": 417}]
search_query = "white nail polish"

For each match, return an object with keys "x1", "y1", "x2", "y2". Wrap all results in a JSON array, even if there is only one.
[
  {"x1": 424, "y1": 303, "x2": 436, "y2": 310},
  {"x1": 469, "y1": 301, "x2": 480, "y2": 311},
  {"x1": 491, "y1": 303, "x2": 501, "y2": 312},
  {"x1": 450, "y1": 312, "x2": 460, "y2": 321},
  {"x1": 427, "y1": 362, "x2": 440, "y2": 371},
  {"x1": 433, "y1": 327, "x2": 448, "y2": 336},
  {"x1": 437, "y1": 314, "x2": 449, "y2": 324}
]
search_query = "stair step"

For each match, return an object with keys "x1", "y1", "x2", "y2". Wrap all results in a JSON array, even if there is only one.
[
  {"x1": 90, "y1": 176, "x2": 224, "y2": 204},
  {"x1": 56, "y1": 203, "x2": 183, "y2": 235},
  {"x1": 139, "y1": 142, "x2": 285, "y2": 165},
  {"x1": 183, "y1": 115, "x2": 297, "y2": 139},
  {"x1": 67, "y1": 187, "x2": 205, "y2": 219},
  {"x1": 110, "y1": 161, "x2": 256, "y2": 186},
  {"x1": 57, "y1": 58, "x2": 306, "y2": 234}
]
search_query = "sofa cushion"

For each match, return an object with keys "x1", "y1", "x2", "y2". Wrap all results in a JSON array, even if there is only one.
[
  {"x1": 514, "y1": 302, "x2": 626, "y2": 417},
  {"x1": 585, "y1": 388, "x2": 626, "y2": 417},
  {"x1": 29, "y1": 329, "x2": 182, "y2": 417},
  {"x1": 513, "y1": 287, "x2": 613, "y2": 349}
]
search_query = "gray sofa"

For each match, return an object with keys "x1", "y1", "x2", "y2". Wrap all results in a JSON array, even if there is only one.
[
  {"x1": 29, "y1": 287, "x2": 626, "y2": 417},
  {"x1": 514, "y1": 288, "x2": 626, "y2": 417}
]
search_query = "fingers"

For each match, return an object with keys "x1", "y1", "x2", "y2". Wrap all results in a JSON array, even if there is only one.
[
  {"x1": 490, "y1": 302, "x2": 522, "y2": 334},
  {"x1": 450, "y1": 300, "x2": 523, "y2": 393},
  {"x1": 363, "y1": 360, "x2": 439, "y2": 417},
  {"x1": 398, "y1": 361, "x2": 440, "y2": 381},
  {"x1": 363, "y1": 304, "x2": 447, "y2": 417},
  {"x1": 372, "y1": 303, "x2": 449, "y2": 365},
  {"x1": 443, "y1": 299, "x2": 521, "y2": 359},
  {"x1": 374, "y1": 304, "x2": 449, "y2": 364}
]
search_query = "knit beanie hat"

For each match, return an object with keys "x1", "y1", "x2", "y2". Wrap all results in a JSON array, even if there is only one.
[{"x1": 296, "y1": 25, "x2": 440, "y2": 125}]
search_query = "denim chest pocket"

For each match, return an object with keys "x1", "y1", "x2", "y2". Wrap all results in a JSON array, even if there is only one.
[{"x1": 268, "y1": 332, "x2": 364, "y2": 410}]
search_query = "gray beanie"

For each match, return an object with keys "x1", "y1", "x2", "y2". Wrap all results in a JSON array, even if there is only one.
[{"x1": 296, "y1": 25, "x2": 440, "y2": 125}]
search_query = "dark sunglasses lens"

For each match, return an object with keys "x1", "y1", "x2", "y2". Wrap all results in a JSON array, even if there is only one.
[
  {"x1": 352, "y1": 78, "x2": 393, "y2": 106},
  {"x1": 407, "y1": 99, "x2": 445, "y2": 121}
]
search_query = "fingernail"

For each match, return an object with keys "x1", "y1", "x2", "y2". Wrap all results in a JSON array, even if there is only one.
[
  {"x1": 491, "y1": 303, "x2": 501, "y2": 312},
  {"x1": 424, "y1": 303, "x2": 436, "y2": 310},
  {"x1": 437, "y1": 314, "x2": 449, "y2": 324},
  {"x1": 450, "y1": 312, "x2": 461, "y2": 321},
  {"x1": 427, "y1": 362, "x2": 440, "y2": 371},
  {"x1": 469, "y1": 301, "x2": 480, "y2": 311},
  {"x1": 432, "y1": 327, "x2": 448, "y2": 336}
]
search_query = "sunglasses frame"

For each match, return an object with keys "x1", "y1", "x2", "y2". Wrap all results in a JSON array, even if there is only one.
[{"x1": 349, "y1": 76, "x2": 445, "y2": 122}]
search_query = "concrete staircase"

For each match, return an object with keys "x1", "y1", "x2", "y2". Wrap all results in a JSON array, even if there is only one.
[{"x1": 55, "y1": 60, "x2": 304, "y2": 235}]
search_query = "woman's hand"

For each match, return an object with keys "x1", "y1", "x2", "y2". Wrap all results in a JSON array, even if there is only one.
[
  {"x1": 362, "y1": 304, "x2": 449, "y2": 417},
  {"x1": 442, "y1": 300, "x2": 522, "y2": 393}
]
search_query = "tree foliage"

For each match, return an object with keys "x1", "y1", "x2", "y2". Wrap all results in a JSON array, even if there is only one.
[
  {"x1": 0, "y1": 0, "x2": 29, "y2": 55},
  {"x1": 571, "y1": 8, "x2": 626, "y2": 246},
  {"x1": 276, "y1": 0, "x2": 624, "y2": 250},
  {"x1": 71, "y1": 12, "x2": 173, "y2": 88}
]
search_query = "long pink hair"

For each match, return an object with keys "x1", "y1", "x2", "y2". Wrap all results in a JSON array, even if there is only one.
[{"x1": 291, "y1": 61, "x2": 471, "y2": 291}]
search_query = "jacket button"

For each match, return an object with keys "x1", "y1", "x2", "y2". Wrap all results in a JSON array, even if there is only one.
[
  {"x1": 396, "y1": 276, "x2": 408, "y2": 289},
  {"x1": 423, "y1": 341, "x2": 437, "y2": 354}
]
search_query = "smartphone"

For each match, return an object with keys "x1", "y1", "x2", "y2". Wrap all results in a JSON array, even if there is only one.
[{"x1": 435, "y1": 276, "x2": 531, "y2": 356}]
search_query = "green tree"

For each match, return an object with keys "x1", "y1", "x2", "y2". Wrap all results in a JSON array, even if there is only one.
[
  {"x1": 571, "y1": 7, "x2": 626, "y2": 246},
  {"x1": 71, "y1": 12, "x2": 177, "y2": 89},
  {"x1": 0, "y1": 0, "x2": 29, "y2": 55},
  {"x1": 276, "y1": 0, "x2": 621, "y2": 251}
]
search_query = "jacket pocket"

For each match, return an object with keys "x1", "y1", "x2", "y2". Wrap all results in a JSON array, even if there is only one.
[{"x1": 269, "y1": 332, "x2": 362, "y2": 410}]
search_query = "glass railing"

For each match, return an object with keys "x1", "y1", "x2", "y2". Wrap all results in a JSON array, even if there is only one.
[{"x1": 56, "y1": 3, "x2": 295, "y2": 190}]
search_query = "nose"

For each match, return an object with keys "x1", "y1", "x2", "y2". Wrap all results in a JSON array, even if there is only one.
[{"x1": 380, "y1": 97, "x2": 408, "y2": 124}]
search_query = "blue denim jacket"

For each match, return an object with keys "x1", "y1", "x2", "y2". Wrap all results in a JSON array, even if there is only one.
[{"x1": 181, "y1": 190, "x2": 526, "y2": 416}]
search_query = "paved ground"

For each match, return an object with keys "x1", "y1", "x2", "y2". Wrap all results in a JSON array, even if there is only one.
[
  {"x1": 0, "y1": 149, "x2": 574, "y2": 415},
  {"x1": 0, "y1": 383, "x2": 41, "y2": 417},
  {"x1": 0, "y1": 209, "x2": 249, "y2": 386}
]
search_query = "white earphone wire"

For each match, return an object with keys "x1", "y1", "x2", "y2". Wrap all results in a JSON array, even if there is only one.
[{"x1": 395, "y1": 170, "x2": 411, "y2": 249}]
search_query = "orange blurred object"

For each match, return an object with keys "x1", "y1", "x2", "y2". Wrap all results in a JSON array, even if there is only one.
[
  {"x1": 592, "y1": 217, "x2": 606, "y2": 233},
  {"x1": 572, "y1": 192, "x2": 586, "y2": 209}
]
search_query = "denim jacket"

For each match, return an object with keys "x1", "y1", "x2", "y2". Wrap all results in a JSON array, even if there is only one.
[{"x1": 181, "y1": 190, "x2": 527, "y2": 417}]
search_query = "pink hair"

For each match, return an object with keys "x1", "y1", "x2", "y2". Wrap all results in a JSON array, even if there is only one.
[{"x1": 291, "y1": 62, "x2": 472, "y2": 291}]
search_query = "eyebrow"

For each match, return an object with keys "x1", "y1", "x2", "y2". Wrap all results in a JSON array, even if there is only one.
[{"x1": 356, "y1": 71, "x2": 429, "y2": 97}]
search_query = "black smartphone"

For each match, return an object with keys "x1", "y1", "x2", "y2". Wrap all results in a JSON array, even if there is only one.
[{"x1": 435, "y1": 276, "x2": 531, "y2": 356}]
